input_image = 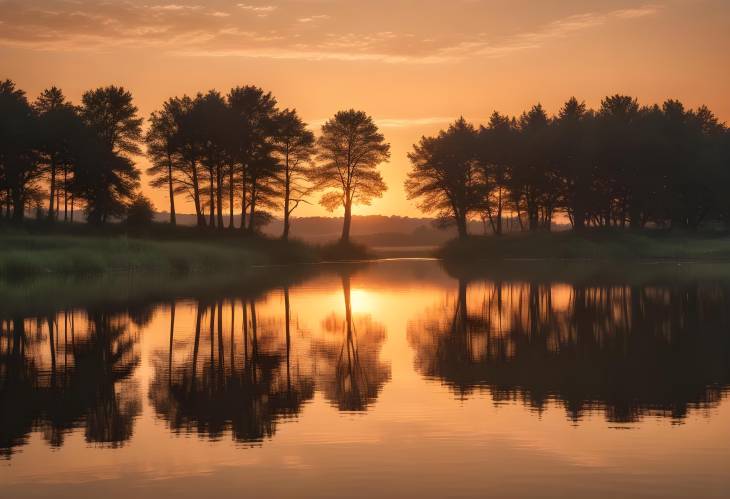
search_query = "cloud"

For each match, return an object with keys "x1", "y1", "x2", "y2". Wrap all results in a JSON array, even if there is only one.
[
  {"x1": 148, "y1": 4, "x2": 204, "y2": 11},
  {"x1": 0, "y1": 1, "x2": 661, "y2": 64},
  {"x1": 438, "y1": 6, "x2": 662, "y2": 59},
  {"x1": 613, "y1": 5, "x2": 660, "y2": 19},
  {"x1": 237, "y1": 3, "x2": 277, "y2": 17},
  {"x1": 237, "y1": 4, "x2": 277, "y2": 13},
  {"x1": 298, "y1": 15, "x2": 330, "y2": 23}
]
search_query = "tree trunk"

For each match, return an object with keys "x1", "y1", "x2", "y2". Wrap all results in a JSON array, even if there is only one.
[
  {"x1": 456, "y1": 213, "x2": 467, "y2": 240},
  {"x1": 240, "y1": 167, "x2": 247, "y2": 231},
  {"x1": 216, "y1": 164, "x2": 224, "y2": 230},
  {"x1": 63, "y1": 165, "x2": 68, "y2": 221},
  {"x1": 341, "y1": 199, "x2": 352, "y2": 242},
  {"x1": 248, "y1": 183, "x2": 257, "y2": 234},
  {"x1": 228, "y1": 164, "x2": 234, "y2": 229},
  {"x1": 208, "y1": 168, "x2": 215, "y2": 228},
  {"x1": 495, "y1": 190, "x2": 503, "y2": 235},
  {"x1": 167, "y1": 154, "x2": 176, "y2": 225},
  {"x1": 48, "y1": 157, "x2": 56, "y2": 221},
  {"x1": 282, "y1": 172, "x2": 290, "y2": 240},
  {"x1": 11, "y1": 188, "x2": 24, "y2": 222},
  {"x1": 190, "y1": 161, "x2": 204, "y2": 227}
]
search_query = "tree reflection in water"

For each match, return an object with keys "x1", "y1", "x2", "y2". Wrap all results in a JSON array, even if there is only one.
[
  {"x1": 408, "y1": 278, "x2": 730, "y2": 423},
  {"x1": 312, "y1": 274, "x2": 391, "y2": 411},
  {"x1": 0, "y1": 310, "x2": 141, "y2": 458},
  {"x1": 148, "y1": 295, "x2": 315, "y2": 444}
]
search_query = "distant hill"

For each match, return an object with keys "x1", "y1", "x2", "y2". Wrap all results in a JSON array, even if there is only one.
[{"x1": 153, "y1": 213, "x2": 485, "y2": 245}]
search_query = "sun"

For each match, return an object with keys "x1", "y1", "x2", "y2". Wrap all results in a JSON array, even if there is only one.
[{"x1": 349, "y1": 288, "x2": 376, "y2": 314}]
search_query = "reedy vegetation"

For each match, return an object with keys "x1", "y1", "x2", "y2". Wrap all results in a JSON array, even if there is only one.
[
  {"x1": 406, "y1": 96, "x2": 730, "y2": 238},
  {"x1": 0, "y1": 79, "x2": 390, "y2": 242}
]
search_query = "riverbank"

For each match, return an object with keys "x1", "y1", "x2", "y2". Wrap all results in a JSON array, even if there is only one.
[
  {"x1": 0, "y1": 229, "x2": 376, "y2": 280},
  {"x1": 437, "y1": 230, "x2": 730, "y2": 262},
  {"x1": 0, "y1": 233, "x2": 263, "y2": 279}
]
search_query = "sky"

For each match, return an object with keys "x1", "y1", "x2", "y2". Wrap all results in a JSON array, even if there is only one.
[{"x1": 1, "y1": 0, "x2": 729, "y2": 217}]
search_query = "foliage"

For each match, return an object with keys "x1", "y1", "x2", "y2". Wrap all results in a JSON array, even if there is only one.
[
  {"x1": 311, "y1": 110, "x2": 390, "y2": 241},
  {"x1": 125, "y1": 193, "x2": 155, "y2": 227},
  {"x1": 406, "y1": 95, "x2": 730, "y2": 238}
]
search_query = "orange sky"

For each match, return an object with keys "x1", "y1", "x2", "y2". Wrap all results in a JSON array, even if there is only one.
[{"x1": 2, "y1": 0, "x2": 729, "y2": 217}]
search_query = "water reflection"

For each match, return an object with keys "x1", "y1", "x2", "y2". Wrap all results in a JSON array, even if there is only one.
[
  {"x1": 312, "y1": 275, "x2": 391, "y2": 411},
  {"x1": 148, "y1": 298, "x2": 315, "y2": 443},
  {"x1": 3, "y1": 260, "x2": 730, "y2": 469},
  {"x1": 0, "y1": 310, "x2": 140, "y2": 458},
  {"x1": 408, "y1": 277, "x2": 730, "y2": 423},
  {"x1": 148, "y1": 269, "x2": 390, "y2": 445}
]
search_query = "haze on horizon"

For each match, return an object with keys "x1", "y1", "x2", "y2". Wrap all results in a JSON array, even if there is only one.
[{"x1": 2, "y1": 0, "x2": 729, "y2": 217}]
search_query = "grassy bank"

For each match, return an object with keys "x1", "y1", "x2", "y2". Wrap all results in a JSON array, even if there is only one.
[
  {"x1": 438, "y1": 230, "x2": 730, "y2": 262},
  {"x1": 0, "y1": 231, "x2": 320, "y2": 279}
]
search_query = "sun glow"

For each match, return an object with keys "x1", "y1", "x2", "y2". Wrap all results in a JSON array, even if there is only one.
[{"x1": 349, "y1": 288, "x2": 377, "y2": 314}]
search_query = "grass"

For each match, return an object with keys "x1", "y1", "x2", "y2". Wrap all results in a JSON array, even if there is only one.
[
  {"x1": 0, "y1": 231, "x2": 317, "y2": 280},
  {"x1": 318, "y1": 239, "x2": 373, "y2": 261},
  {"x1": 437, "y1": 230, "x2": 730, "y2": 263},
  {"x1": 0, "y1": 223, "x2": 381, "y2": 281}
]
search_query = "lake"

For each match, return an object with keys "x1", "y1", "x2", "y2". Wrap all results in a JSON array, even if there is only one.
[{"x1": 1, "y1": 259, "x2": 729, "y2": 498}]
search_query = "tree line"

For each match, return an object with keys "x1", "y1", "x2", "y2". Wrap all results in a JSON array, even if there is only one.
[
  {"x1": 406, "y1": 96, "x2": 730, "y2": 238},
  {"x1": 0, "y1": 79, "x2": 390, "y2": 241}
]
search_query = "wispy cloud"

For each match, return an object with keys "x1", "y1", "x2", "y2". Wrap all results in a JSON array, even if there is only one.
[
  {"x1": 298, "y1": 15, "x2": 330, "y2": 23},
  {"x1": 613, "y1": 5, "x2": 660, "y2": 19},
  {"x1": 148, "y1": 4, "x2": 204, "y2": 11},
  {"x1": 237, "y1": 3, "x2": 277, "y2": 17},
  {"x1": 439, "y1": 6, "x2": 663, "y2": 59},
  {"x1": 0, "y1": 1, "x2": 662, "y2": 64}
]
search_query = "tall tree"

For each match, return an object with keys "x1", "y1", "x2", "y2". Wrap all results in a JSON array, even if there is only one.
[
  {"x1": 76, "y1": 86, "x2": 142, "y2": 224},
  {"x1": 0, "y1": 80, "x2": 41, "y2": 221},
  {"x1": 478, "y1": 112, "x2": 516, "y2": 235},
  {"x1": 406, "y1": 118, "x2": 483, "y2": 239},
  {"x1": 511, "y1": 104, "x2": 557, "y2": 231},
  {"x1": 273, "y1": 109, "x2": 315, "y2": 240},
  {"x1": 595, "y1": 95, "x2": 642, "y2": 227},
  {"x1": 312, "y1": 110, "x2": 390, "y2": 242},
  {"x1": 145, "y1": 99, "x2": 185, "y2": 225},
  {"x1": 553, "y1": 97, "x2": 595, "y2": 230},
  {"x1": 34, "y1": 87, "x2": 80, "y2": 222},
  {"x1": 174, "y1": 95, "x2": 207, "y2": 227},
  {"x1": 227, "y1": 86, "x2": 279, "y2": 232},
  {"x1": 81, "y1": 86, "x2": 142, "y2": 155}
]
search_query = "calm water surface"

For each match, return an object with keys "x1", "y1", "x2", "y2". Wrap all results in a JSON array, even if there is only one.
[{"x1": 1, "y1": 260, "x2": 729, "y2": 498}]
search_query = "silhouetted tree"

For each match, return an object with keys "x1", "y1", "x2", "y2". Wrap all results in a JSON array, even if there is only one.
[
  {"x1": 34, "y1": 87, "x2": 80, "y2": 222},
  {"x1": 145, "y1": 98, "x2": 186, "y2": 225},
  {"x1": 273, "y1": 109, "x2": 315, "y2": 240},
  {"x1": 125, "y1": 193, "x2": 155, "y2": 227},
  {"x1": 312, "y1": 110, "x2": 390, "y2": 242},
  {"x1": 552, "y1": 97, "x2": 595, "y2": 230},
  {"x1": 408, "y1": 95, "x2": 729, "y2": 234},
  {"x1": 478, "y1": 112, "x2": 517, "y2": 235},
  {"x1": 0, "y1": 80, "x2": 41, "y2": 221},
  {"x1": 406, "y1": 118, "x2": 483, "y2": 239},
  {"x1": 227, "y1": 86, "x2": 280, "y2": 232},
  {"x1": 74, "y1": 86, "x2": 142, "y2": 224}
]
